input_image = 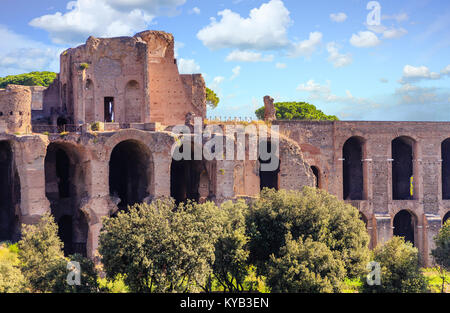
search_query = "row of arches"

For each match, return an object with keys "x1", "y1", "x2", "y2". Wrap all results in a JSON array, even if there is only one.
[{"x1": 341, "y1": 136, "x2": 450, "y2": 201}]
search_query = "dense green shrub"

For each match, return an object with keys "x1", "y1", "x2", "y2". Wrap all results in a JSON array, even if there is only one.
[
  {"x1": 99, "y1": 198, "x2": 224, "y2": 292},
  {"x1": 267, "y1": 234, "x2": 346, "y2": 292},
  {"x1": 432, "y1": 220, "x2": 450, "y2": 270},
  {"x1": 0, "y1": 71, "x2": 57, "y2": 88},
  {"x1": 0, "y1": 243, "x2": 28, "y2": 293},
  {"x1": 361, "y1": 237, "x2": 429, "y2": 293},
  {"x1": 255, "y1": 101, "x2": 338, "y2": 121},
  {"x1": 247, "y1": 188, "x2": 370, "y2": 279}
]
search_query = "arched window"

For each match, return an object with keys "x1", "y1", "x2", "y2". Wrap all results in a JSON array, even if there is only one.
[
  {"x1": 109, "y1": 140, "x2": 152, "y2": 211},
  {"x1": 393, "y1": 210, "x2": 416, "y2": 246},
  {"x1": 392, "y1": 137, "x2": 415, "y2": 200},
  {"x1": 311, "y1": 166, "x2": 320, "y2": 188},
  {"x1": 343, "y1": 137, "x2": 364, "y2": 200},
  {"x1": 443, "y1": 211, "x2": 450, "y2": 225},
  {"x1": 125, "y1": 80, "x2": 142, "y2": 123},
  {"x1": 259, "y1": 140, "x2": 280, "y2": 190}
]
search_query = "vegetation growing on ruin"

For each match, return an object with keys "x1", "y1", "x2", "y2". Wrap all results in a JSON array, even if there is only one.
[
  {"x1": 255, "y1": 101, "x2": 339, "y2": 121},
  {"x1": 206, "y1": 87, "x2": 220, "y2": 109},
  {"x1": 0, "y1": 71, "x2": 57, "y2": 88}
]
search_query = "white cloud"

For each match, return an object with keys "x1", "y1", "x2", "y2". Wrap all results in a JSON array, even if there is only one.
[
  {"x1": 0, "y1": 25, "x2": 62, "y2": 76},
  {"x1": 226, "y1": 50, "x2": 274, "y2": 62},
  {"x1": 275, "y1": 62, "x2": 287, "y2": 69},
  {"x1": 189, "y1": 7, "x2": 200, "y2": 15},
  {"x1": 297, "y1": 79, "x2": 371, "y2": 105},
  {"x1": 230, "y1": 66, "x2": 241, "y2": 80},
  {"x1": 382, "y1": 27, "x2": 408, "y2": 39},
  {"x1": 177, "y1": 58, "x2": 200, "y2": 74},
  {"x1": 330, "y1": 12, "x2": 347, "y2": 23},
  {"x1": 210, "y1": 76, "x2": 225, "y2": 90},
  {"x1": 350, "y1": 31, "x2": 381, "y2": 48},
  {"x1": 197, "y1": 0, "x2": 291, "y2": 50},
  {"x1": 441, "y1": 65, "x2": 450, "y2": 75},
  {"x1": 399, "y1": 65, "x2": 441, "y2": 83},
  {"x1": 29, "y1": 0, "x2": 186, "y2": 45},
  {"x1": 289, "y1": 32, "x2": 322, "y2": 58},
  {"x1": 326, "y1": 42, "x2": 352, "y2": 68}
]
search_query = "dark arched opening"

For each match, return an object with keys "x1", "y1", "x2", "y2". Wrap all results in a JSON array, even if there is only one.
[
  {"x1": 311, "y1": 166, "x2": 320, "y2": 188},
  {"x1": 343, "y1": 137, "x2": 364, "y2": 200},
  {"x1": 259, "y1": 141, "x2": 280, "y2": 190},
  {"x1": 393, "y1": 210, "x2": 415, "y2": 246},
  {"x1": 0, "y1": 141, "x2": 21, "y2": 242},
  {"x1": 45, "y1": 143, "x2": 88, "y2": 256},
  {"x1": 442, "y1": 139, "x2": 450, "y2": 199},
  {"x1": 109, "y1": 140, "x2": 151, "y2": 211},
  {"x1": 392, "y1": 137, "x2": 415, "y2": 200},
  {"x1": 444, "y1": 211, "x2": 450, "y2": 225}
]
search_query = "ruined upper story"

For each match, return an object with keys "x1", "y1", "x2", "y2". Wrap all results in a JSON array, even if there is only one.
[{"x1": 20, "y1": 30, "x2": 206, "y2": 129}]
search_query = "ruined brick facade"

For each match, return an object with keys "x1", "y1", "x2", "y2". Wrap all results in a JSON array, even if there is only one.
[{"x1": 0, "y1": 30, "x2": 448, "y2": 265}]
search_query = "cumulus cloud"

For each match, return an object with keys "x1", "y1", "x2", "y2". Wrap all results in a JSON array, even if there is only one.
[
  {"x1": 350, "y1": 31, "x2": 381, "y2": 48},
  {"x1": 326, "y1": 42, "x2": 352, "y2": 68},
  {"x1": 225, "y1": 50, "x2": 274, "y2": 62},
  {"x1": 330, "y1": 12, "x2": 347, "y2": 23},
  {"x1": 29, "y1": 0, "x2": 186, "y2": 45},
  {"x1": 197, "y1": 0, "x2": 291, "y2": 51},
  {"x1": 210, "y1": 76, "x2": 225, "y2": 91},
  {"x1": 296, "y1": 79, "x2": 371, "y2": 105},
  {"x1": 289, "y1": 32, "x2": 322, "y2": 58},
  {"x1": 0, "y1": 25, "x2": 62, "y2": 76},
  {"x1": 177, "y1": 58, "x2": 200, "y2": 74},
  {"x1": 399, "y1": 65, "x2": 442, "y2": 84}
]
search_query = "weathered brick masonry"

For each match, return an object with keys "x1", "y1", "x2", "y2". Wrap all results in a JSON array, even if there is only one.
[{"x1": 0, "y1": 30, "x2": 448, "y2": 265}]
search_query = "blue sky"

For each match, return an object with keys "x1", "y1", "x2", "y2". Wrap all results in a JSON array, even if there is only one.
[{"x1": 0, "y1": 0, "x2": 449, "y2": 121}]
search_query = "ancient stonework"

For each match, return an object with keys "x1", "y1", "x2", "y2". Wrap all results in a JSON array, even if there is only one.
[{"x1": 0, "y1": 30, "x2": 448, "y2": 266}]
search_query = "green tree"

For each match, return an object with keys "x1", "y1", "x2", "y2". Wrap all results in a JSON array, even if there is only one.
[
  {"x1": 0, "y1": 71, "x2": 57, "y2": 88},
  {"x1": 431, "y1": 220, "x2": 450, "y2": 292},
  {"x1": 246, "y1": 188, "x2": 370, "y2": 278},
  {"x1": 255, "y1": 101, "x2": 338, "y2": 121},
  {"x1": 266, "y1": 234, "x2": 346, "y2": 292},
  {"x1": 99, "y1": 198, "x2": 223, "y2": 292},
  {"x1": 361, "y1": 237, "x2": 429, "y2": 293},
  {"x1": 0, "y1": 243, "x2": 28, "y2": 293},
  {"x1": 212, "y1": 200, "x2": 250, "y2": 292},
  {"x1": 206, "y1": 87, "x2": 220, "y2": 109},
  {"x1": 18, "y1": 213, "x2": 98, "y2": 293}
]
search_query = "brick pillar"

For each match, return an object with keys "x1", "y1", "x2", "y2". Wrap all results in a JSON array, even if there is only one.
[{"x1": 374, "y1": 213, "x2": 392, "y2": 247}]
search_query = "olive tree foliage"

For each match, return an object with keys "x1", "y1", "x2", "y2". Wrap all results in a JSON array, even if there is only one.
[
  {"x1": 0, "y1": 243, "x2": 28, "y2": 293},
  {"x1": 267, "y1": 234, "x2": 346, "y2": 293},
  {"x1": 361, "y1": 237, "x2": 429, "y2": 293},
  {"x1": 17, "y1": 213, "x2": 98, "y2": 293},
  {"x1": 432, "y1": 220, "x2": 450, "y2": 270},
  {"x1": 212, "y1": 200, "x2": 250, "y2": 292},
  {"x1": 246, "y1": 187, "x2": 370, "y2": 279},
  {"x1": 99, "y1": 198, "x2": 224, "y2": 292}
]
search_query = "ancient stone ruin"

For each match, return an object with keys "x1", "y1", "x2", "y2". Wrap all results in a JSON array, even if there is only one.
[{"x1": 0, "y1": 30, "x2": 448, "y2": 265}]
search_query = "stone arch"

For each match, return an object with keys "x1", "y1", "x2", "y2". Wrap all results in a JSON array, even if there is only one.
[
  {"x1": 84, "y1": 79, "x2": 95, "y2": 123},
  {"x1": 441, "y1": 138, "x2": 450, "y2": 199},
  {"x1": 109, "y1": 139, "x2": 153, "y2": 211},
  {"x1": 125, "y1": 80, "x2": 143, "y2": 123},
  {"x1": 444, "y1": 211, "x2": 450, "y2": 225},
  {"x1": 393, "y1": 209, "x2": 416, "y2": 246},
  {"x1": 170, "y1": 140, "x2": 208, "y2": 204},
  {"x1": 392, "y1": 136, "x2": 416, "y2": 200},
  {"x1": 44, "y1": 142, "x2": 89, "y2": 256},
  {"x1": 0, "y1": 140, "x2": 21, "y2": 242},
  {"x1": 343, "y1": 136, "x2": 365, "y2": 200},
  {"x1": 259, "y1": 139, "x2": 280, "y2": 191}
]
